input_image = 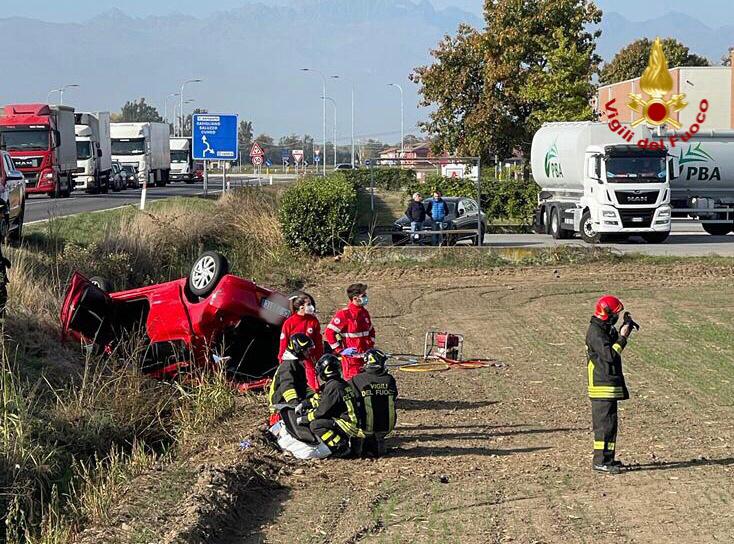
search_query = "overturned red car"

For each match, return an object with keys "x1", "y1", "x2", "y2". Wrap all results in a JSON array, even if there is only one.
[{"x1": 61, "y1": 252, "x2": 292, "y2": 389}]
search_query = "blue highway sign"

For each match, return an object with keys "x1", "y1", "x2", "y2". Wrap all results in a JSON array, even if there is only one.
[{"x1": 192, "y1": 114, "x2": 238, "y2": 161}]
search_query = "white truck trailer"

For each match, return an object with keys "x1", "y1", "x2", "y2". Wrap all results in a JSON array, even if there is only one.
[
  {"x1": 169, "y1": 137, "x2": 194, "y2": 182},
  {"x1": 111, "y1": 122, "x2": 170, "y2": 187},
  {"x1": 531, "y1": 122, "x2": 673, "y2": 243},
  {"x1": 74, "y1": 112, "x2": 111, "y2": 193},
  {"x1": 653, "y1": 130, "x2": 734, "y2": 235}
]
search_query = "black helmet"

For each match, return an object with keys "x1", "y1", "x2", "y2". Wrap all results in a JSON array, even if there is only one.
[
  {"x1": 287, "y1": 333, "x2": 315, "y2": 359},
  {"x1": 363, "y1": 349, "x2": 388, "y2": 371},
  {"x1": 315, "y1": 354, "x2": 342, "y2": 381}
]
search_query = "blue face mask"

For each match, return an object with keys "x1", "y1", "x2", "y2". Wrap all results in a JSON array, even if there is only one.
[{"x1": 360, "y1": 295, "x2": 369, "y2": 306}]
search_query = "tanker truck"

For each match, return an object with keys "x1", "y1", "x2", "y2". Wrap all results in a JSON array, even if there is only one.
[
  {"x1": 531, "y1": 122, "x2": 673, "y2": 243},
  {"x1": 652, "y1": 130, "x2": 734, "y2": 235}
]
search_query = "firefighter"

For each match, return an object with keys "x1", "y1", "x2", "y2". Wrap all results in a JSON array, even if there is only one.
[
  {"x1": 269, "y1": 333, "x2": 316, "y2": 412},
  {"x1": 324, "y1": 283, "x2": 375, "y2": 380},
  {"x1": 297, "y1": 353, "x2": 364, "y2": 457},
  {"x1": 350, "y1": 348, "x2": 398, "y2": 458},
  {"x1": 586, "y1": 295, "x2": 634, "y2": 474},
  {"x1": 278, "y1": 293, "x2": 323, "y2": 391}
]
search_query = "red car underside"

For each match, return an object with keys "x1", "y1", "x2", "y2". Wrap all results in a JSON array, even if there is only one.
[{"x1": 61, "y1": 272, "x2": 291, "y2": 390}]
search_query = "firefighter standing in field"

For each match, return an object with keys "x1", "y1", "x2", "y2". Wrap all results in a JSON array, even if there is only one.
[
  {"x1": 350, "y1": 349, "x2": 398, "y2": 458},
  {"x1": 586, "y1": 295, "x2": 634, "y2": 475},
  {"x1": 324, "y1": 283, "x2": 375, "y2": 380}
]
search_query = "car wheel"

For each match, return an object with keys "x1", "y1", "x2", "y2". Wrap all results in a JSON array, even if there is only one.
[
  {"x1": 580, "y1": 210, "x2": 602, "y2": 244},
  {"x1": 8, "y1": 202, "x2": 24, "y2": 246},
  {"x1": 187, "y1": 251, "x2": 229, "y2": 297},
  {"x1": 550, "y1": 207, "x2": 564, "y2": 239},
  {"x1": 90, "y1": 276, "x2": 112, "y2": 291}
]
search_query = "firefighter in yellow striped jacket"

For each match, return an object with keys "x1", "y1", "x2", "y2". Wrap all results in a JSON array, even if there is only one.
[{"x1": 586, "y1": 295, "x2": 633, "y2": 475}]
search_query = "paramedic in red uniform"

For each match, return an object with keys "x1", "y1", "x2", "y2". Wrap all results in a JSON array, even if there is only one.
[
  {"x1": 325, "y1": 283, "x2": 375, "y2": 380},
  {"x1": 278, "y1": 293, "x2": 323, "y2": 391}
]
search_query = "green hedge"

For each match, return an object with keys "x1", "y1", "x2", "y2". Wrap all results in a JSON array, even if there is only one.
[
  {"x1": 344, "y1": 168, "x2": 416, "y2": 191},
  {"x1": 279, "y1": 173, "x2": 357, "y2": 256},
  {"x1": 406, "y1": 173, "x2": 539, "y2": 223}
]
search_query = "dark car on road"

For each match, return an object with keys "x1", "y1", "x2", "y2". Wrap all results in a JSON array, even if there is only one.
[{"x1": 392, "y1": 196, "x2": 486, "y2": 246}]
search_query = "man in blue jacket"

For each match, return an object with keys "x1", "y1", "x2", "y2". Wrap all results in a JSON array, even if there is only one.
[{"x1": 426, "y1": 190, "x2": 449, "y2": 246}]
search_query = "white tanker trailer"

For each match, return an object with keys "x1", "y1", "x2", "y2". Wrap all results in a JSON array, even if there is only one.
[
  {"x1": 653, "y1": 130, "x2": 734, "y2": 235},
  {"x1": 531, "y1": 122, "x2": 673, "y2": 243}
]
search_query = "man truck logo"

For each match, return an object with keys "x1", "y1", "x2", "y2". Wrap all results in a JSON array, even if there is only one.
[
  {"x1": 544, "y1": 142, "x2": 563, "y2": 178},
  {"x1": 627, "y1": 38, "x2": 687, "y2": 128},
  {"x1": 604, "y1": 37, "x2": 709, "y2": 150},
  {"x1": 678, "y1": 143, "x2": 720, "y2": 181}
]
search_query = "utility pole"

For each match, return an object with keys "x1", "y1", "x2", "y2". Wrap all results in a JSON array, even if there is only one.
[
  {"x1": 331, "y1": 75, "x2": 355, "y2": 167},
  {"x1": 179, "y1": 79, "x2": 202, "y2": 138},
  {"x1": 301, "y1": 68, "x2": 327, "y2": 175},
  {"x1": 324, "y1": 96, "x2": 337, "y2": 168}
]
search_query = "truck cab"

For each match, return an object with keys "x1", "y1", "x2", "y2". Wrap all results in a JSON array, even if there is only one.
[
  {"x1": 170, "y1": 137, "x2": 193, "y2": 183},
  {"x1": 532, "y1": 122, "x2": 673, "y2": 244},
  {"x1": 111, "y1": 123, "x2": 170, "y2": 187}
]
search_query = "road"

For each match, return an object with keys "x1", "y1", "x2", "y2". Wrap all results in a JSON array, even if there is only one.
[
  {"x1": 483, "y1": 222, "x2": 734, "y2": 257},
  {"x1": 24, "y1": 174, "x2": 294, "y2": 224}
]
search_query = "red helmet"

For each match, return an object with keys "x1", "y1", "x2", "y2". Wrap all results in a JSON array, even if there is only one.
[{"x1": 595, "y1": 295, "x2": 624, "y2": 321}]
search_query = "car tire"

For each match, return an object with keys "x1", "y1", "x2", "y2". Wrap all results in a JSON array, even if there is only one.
[
  {"x1": 472, "y1": 224, "x2": 486, "y2": 246},
  {"x1": 89, "y1": 276, "x2": 112, "y2": 291},
  {"x1": 580, "y1": 210, "x2": 602, "y2": 244},
  {"x1": 550, "y1": 207, "x2": 564, "y2": 240},
  {"x1": 642, "y1": 232, "x2": 670, "y2": 244},
  {"x1": 187, "y1": 251, "x2": 229, "y2": 297}
]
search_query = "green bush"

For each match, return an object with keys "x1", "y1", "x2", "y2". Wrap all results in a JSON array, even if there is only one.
[
  {"x1": 279, "y1": 174, "x2": 358, "y2": 256},
  {"x1": 344, "y1": 168, "x2": 416, "y2": 191},
  {"x1": 406, "y1": 174, "x2": 539, "y2": 223}
]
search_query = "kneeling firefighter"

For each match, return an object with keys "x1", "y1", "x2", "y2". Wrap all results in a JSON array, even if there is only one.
[
  {"x1": 269, "y1": 333, "x2": 317, "y2": 442},
  {"x1": 350, "y1": 349, "x2": 398, "y2": 457},
  {"x1": 586, "y1": 295, "x2": 637, "y2": 475},
  {"x1": 298, "y1": 354, "x2": 364, "y2": 457}
]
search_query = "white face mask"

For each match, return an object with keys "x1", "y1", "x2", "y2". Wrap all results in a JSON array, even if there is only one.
[{"x1": 304, "y1": 304, "x2": 316, "y2": 315}]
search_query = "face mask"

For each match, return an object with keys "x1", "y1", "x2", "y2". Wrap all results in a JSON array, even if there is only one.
[
  {"x1": 360, "y1": 295, "x2": 369, "y2": 306},
  {"x1": 609, "y1": 314, "x2": 619, "y2": 325},
  {"x1": 304, "y1": 304, "x2": 315, "y2": 315}
]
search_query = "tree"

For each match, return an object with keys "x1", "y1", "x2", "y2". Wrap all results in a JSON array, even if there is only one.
[
  {"x1": 722, "y1": 47, "x2": 734, "y2": 66},
  {"x1": 412, "y1": 0, "x2": 601, "y2": 162},
  {"x1": 120, "y1": 98, "x2": 163, "y2": 122},
  {"x1": 600, "y1": 38, "x2": 710, "y2": 85},
  {"x1": 238, "y1": 120, "x2": 254, "y2": 155}
]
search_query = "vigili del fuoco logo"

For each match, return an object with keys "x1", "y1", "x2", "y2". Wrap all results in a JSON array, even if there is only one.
[{"x1": 603, "y1": 37, "x2": 709, "y2": 150}]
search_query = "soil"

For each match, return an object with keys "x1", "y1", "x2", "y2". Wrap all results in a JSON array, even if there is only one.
[{"x1": 94, "y1": 262, "x2": 734, "y2": 543}]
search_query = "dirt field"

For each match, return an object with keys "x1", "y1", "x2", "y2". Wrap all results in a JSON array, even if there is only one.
[
  {"x1": 207, "y1": 262, "x2": 734, "y2": 544},
  {"x1": 87, "y1": 261, "x2": 734, "y2": 544}
]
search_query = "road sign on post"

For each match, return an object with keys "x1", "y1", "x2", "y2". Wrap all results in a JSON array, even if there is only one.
[
  {"x1": 250, "y1": 142, "x2": 265, "y2": 159},
  {"x1": 252, "y1": 155, "x2": 264, "y2": 166},
  {"x1": 192, "y1": 114, "x2": 239, "y2": 161}
]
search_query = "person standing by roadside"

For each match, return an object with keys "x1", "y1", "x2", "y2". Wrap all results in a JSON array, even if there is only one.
[
  {"x1": 405, "y1": 192, "x2": 426, "y2": 244},
  {"x1": 426, "y1": 190, "x2": 449, "y2": 246},
  {"x1": 586, "y1": 295, "x2": 634, "y2": 475},
  {"x1": 324, "y1": 283, "x2": 375, "y2": 380},
  {"x1": 278, "y1": 293, "x2": 323, "y2": 391}
]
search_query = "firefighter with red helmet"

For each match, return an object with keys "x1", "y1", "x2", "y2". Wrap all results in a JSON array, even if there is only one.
[
  {"x1": 586, "y1": 295, "x2": 635, "y2": 474},
  {"x1": 324, "y1": 283, "x2": 375, "y2": 380}
]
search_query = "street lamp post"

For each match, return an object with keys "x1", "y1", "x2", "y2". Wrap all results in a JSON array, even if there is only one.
[
  {"x1": 179, "y1": 79, "x2": 202, "y2": 137},
  {"x1": 164, "y1": 93, "x2": 180, "y2": 128},
  {"x1": 388, "y1": 83, "x2": 404, "y2": 155},
  {"x1": 331, "y1": 75, "x2": 355, "y2": 167},
  {"x1": 174, "y1": 100, "x2": 195, "y2": 137},
  {"x1": 324, "y1": 96, "x2": 337, "y2": 169},
  {"x1": 301, "y1": 68, "x2": 327, "y2": 175},
  {"x1": 47, "y1": 84, "x2": 80, "y2": 105}
]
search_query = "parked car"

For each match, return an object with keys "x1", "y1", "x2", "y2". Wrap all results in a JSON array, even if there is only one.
[
  {"x1": 110, "y1": 161, "x2": 126, "y2": 192},
  {"x1": 120, "y1": 164, "x2": 138, "y2": 188},
  {"x1": 392, "y1": 196, "x2": 486, "y2": 246},
  {"x1": 335, "y1": 163, "x2": 355, "y2": 170},
  {"x1": 60, "y1": 252, "x2": 292, "y2": 390},
  {"x1": 0, "y1": 150, "x2": 26, "y2": 244}
]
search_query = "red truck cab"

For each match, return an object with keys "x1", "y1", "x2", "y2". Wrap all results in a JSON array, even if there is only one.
[{"x1": 0, "y1": 104, "x2": 76, "y2": 197}]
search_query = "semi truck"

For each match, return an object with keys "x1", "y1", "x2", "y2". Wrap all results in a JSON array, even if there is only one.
[
  {"x1": 74, "y1": 112, "x2": 112, "y2": 194},
  {"x1": 531, "y1": 122, "x2": 673, "y2": 243},
  {"x1": 0, "y1": 103, "x2": 76, "y2": 198},
  {"x1": 170, "y1": 137, "x2": 194, "y2": 182},
  {"x1": 653, "y1": 130, "x2": 734, "y2": 235},
  {"x1": 111, "y1": 123, "x2": 170, "y2": 187}
]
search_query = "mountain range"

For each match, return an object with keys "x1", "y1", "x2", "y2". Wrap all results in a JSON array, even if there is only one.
[{"x1": 0, "y1": 1, "x2": 730, "y2": 140}]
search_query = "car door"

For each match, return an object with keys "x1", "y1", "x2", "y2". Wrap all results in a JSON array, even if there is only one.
[
  {"x1": 455, "y1": 199, "x2": 468, "y2": 228},
  {"x1": 462, "y1": 199, "x2": 480, "y2": 233},
  {"x1": 2, "y1": 152, "x2": 22, "y2": 219}
]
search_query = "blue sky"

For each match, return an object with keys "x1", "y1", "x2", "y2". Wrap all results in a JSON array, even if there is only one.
[{"x1": 4, "y1": 0, "x2": 734, "y2": 27}]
